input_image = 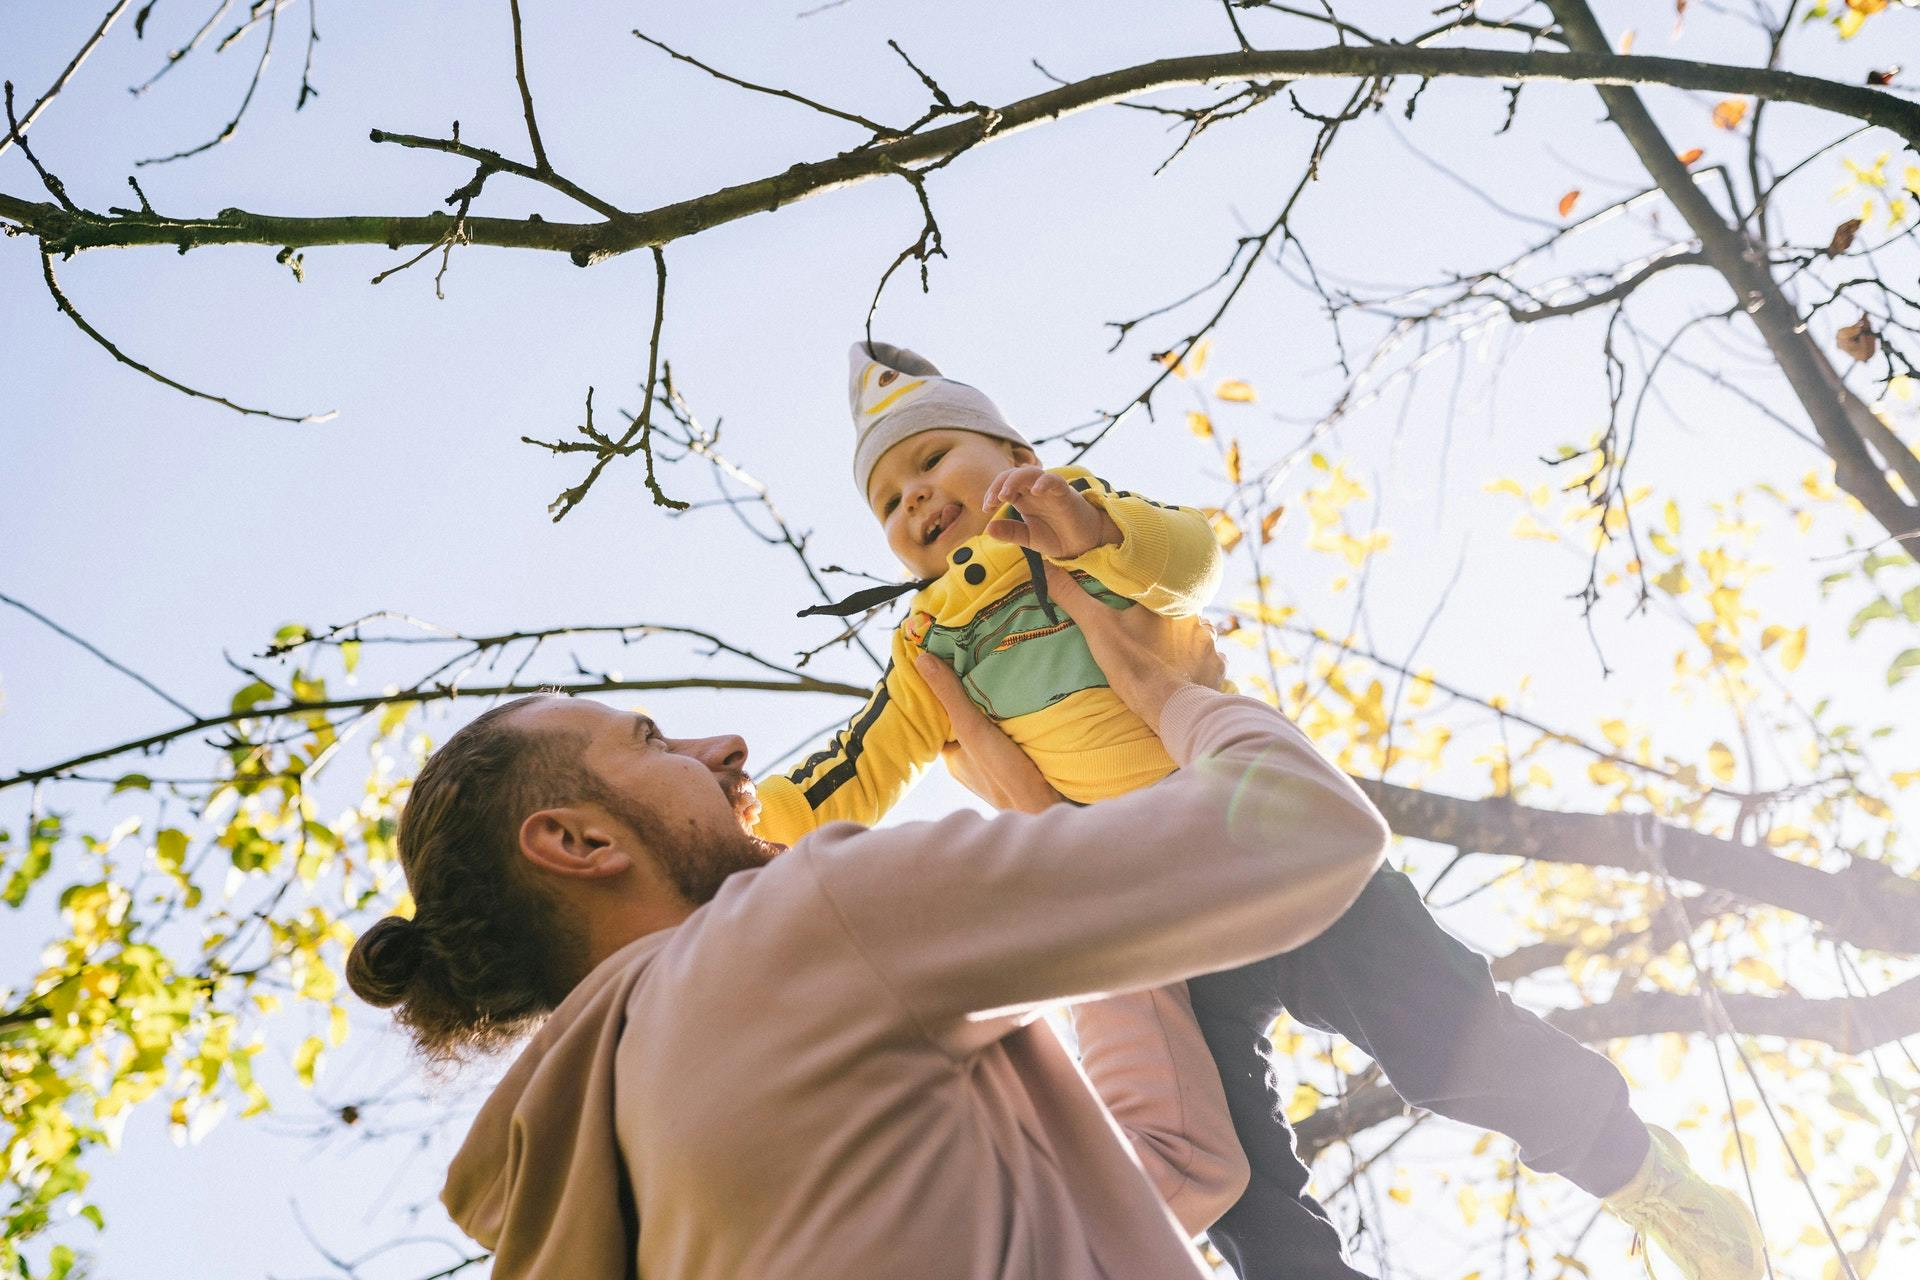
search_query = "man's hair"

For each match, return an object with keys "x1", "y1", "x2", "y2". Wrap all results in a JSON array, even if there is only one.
[{"x1": 345, "y1": 696, "x2": 598, "y2": 1063}]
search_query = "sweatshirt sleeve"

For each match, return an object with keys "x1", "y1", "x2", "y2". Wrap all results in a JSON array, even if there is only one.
[
  {"x1": 799, "y1": 684, "x2": 1390, "y2": 1057},
  {"x1": 1050, "y1": 468, "x2": 1223, "y2": 619},
  {"x1": 1067, "y1": 983, "x2": 1249, "y2": 1237},
  {"x1": 753, "y1": 627, "x2": 953, "y2": 847}
]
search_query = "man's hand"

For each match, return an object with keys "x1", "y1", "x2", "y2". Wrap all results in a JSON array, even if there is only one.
[
  {"x1": 982, "y1": 466, "x2": 1123, "y2": 560},
  {"x1": 915, "y1": 652, "x2": 1063, "y2": 813},
  {"x1": 1042, "y1": 566, "x2": 1224, "y2": 739}
]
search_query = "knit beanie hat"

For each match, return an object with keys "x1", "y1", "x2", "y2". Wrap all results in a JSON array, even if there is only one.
[{"x1": 849, "y1": 341, "x2": 1030, "y2": 499}]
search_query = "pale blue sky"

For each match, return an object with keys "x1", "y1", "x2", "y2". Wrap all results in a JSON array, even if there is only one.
[{"x1": 4, "y1": 2, "x2": 1917, "y2": 1276}]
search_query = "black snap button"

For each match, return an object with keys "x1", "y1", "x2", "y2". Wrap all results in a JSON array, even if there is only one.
[
  {"x1": 964, "y1": 564, "x2": 987, "y2": 586},
  {"x1": 1070, "y1": 478, "x2": 1091, "y2": 492},
  {"x1": 952, "y1": 546, "x2": 972, "y2": 564}
]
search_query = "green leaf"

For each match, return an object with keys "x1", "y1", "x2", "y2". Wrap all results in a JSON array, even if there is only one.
[
  {"x1": 1890, "y1": 649, "x2": 1920, "y2": 687},
  {"x1": 230, "y1": 680, "x2": 275, "y2": 714},
  {"x1": 48, "y1": 1244, "x2": 76, "y2": 1280},
  {"x1": 155, "y1": 828, "x2": 189, "y2": 875},
  {"x1": 1849, "y1": 597, "x2": 1896, "y2": 638},
  {"x1": 1902, "y1": 584, "x2": 1920, "y2": 623},
  {"x1": 273, "y1": 623, "x2": 312, "y2": 647},
  {"x1": 110, "y1": 773, "x2": 152, "y2": 794}
]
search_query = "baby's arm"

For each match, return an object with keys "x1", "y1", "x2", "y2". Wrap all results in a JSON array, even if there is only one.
[
  {"x1": 985, "y1": 465, "x2": 1223, "y2": 619},
  {"x1": 752, "y1": 628, "x2": 953, "y2": 847}
]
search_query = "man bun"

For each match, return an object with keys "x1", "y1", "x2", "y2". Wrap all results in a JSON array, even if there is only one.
[{"x1": 345, "y1": 915, "x2": 424, "y2": 1009}]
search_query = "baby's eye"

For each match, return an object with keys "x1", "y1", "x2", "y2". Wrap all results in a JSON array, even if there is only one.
[
  {"x1": 883, "y1": 495, "x2": 899, "y2": 516},
  {"x1": 921, "y1": 450, "x2": 946, "y2": 471}
]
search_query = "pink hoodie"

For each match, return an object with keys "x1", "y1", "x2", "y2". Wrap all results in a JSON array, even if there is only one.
[{"x1": 442, "y1": 687, "x2": 1388, "y2": 1279}]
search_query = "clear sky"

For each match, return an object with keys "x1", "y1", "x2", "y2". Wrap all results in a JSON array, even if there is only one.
[{"x1": 4, "y1": 2, "x2": 1918, "y2": 1277}]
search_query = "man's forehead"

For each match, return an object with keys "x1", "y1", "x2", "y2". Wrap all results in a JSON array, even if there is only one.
[{"x1": 518, "y1": 695, "x2": 633, "y2": 734}]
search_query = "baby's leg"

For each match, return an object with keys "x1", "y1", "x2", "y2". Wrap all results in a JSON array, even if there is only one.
[
  {"x1": 1188, "y1": 959, "x2": 1375, "y2": 1280},
  {"x1": 1271, "y1": 867, "x2": 1650, "y2": 1197}
]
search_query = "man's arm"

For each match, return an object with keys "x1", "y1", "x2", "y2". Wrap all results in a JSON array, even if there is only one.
[
  {"x1": 1067, "y1": 985, "x2": 1250, "y2": 1237},
  {"x1": 798, "y1": 569, "x2": 1390, "y2": 1054}
]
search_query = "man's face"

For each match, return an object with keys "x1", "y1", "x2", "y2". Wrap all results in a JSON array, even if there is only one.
[
  {"x1": 867, "y1": 429, "x2": 1028, "y2": 579},
  {"x1": 514, "y1": 697, "x2": 782, "y2": 904}
]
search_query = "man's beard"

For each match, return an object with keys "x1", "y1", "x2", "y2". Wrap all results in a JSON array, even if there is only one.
[{"x1": 602, "y1": 783, "x2": 777, "y2": 908}]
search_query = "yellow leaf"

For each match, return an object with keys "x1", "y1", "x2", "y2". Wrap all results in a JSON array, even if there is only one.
[
  {"x1": 294, "y1": 1035, "x2": 324, "y2": 1087},
  {"x1": 1226, "y1": 439, "x2": 1243, "y2": 484},
  {"x1": 328, "y1": 1004, "x2": 350, "y2": 1048},
  {"x1": 1156, "y1": 337, "x2": 1210, "y2": 380},
  {"x1": 1891, "y1": 770, "x2": 1920, "y2": 790},
  {"x1": 1186, "y1": 410, "x2": 1213, "y2": 439},
  {"x1": 1707, "y1": 741, "x2": 1737, "y2": 783},
  {"x1": 1600, "y1": 718, "x2": 1630, "y2": 748},
  {"x1": 1675, "y1": 147, "x2": 1703, "y2": 166},
  {"x1": 1557, "y1": 189, "x2": 1581, "y2": 217},
  {"x1": 1284, "y1": 1083, "x2": 1322, "y2": 1123},
  {"x1": 1588, "y1": 760, "x2": 1629, "y2": 787},
  {"x1": 1664, "y1": 497, "x2": 1681, "y2": 534},
  {"x1": 1458, "y1": 1185, "x2": 1480, "y2": 1227},
  {"x1": 1654, "y1": 563, "x2": 1690, "y2": 595},
  {"x1": 1510, "y1": 513, "x2": 1559, "y2": 542},
  {"x1": 1259, "y1": 504, "x2": 1286, "y2": 544},
  {"x1": 1483, "y1": 477, "x2": 1526, "y2": 498},
  {"x1": 1215, "y1": 378, "x2": 1257, "y2": 403},
  {"x1": 1208, "y1": 510, "x2": 1243, "y2": 552},
  {"x1": 1712, "y1": 98, "x2": 1749, "y2": 131},
  {"x1": 1388, "y1": 1185, "x2": 1412, "y2": 1204}
]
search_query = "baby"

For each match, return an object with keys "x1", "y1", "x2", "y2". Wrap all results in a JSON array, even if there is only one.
[{"x1": 753, "y1": 341, "x2": 1762, "y2": 1280}]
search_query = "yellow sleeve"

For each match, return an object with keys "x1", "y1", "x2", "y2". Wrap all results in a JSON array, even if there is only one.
[
  {"x1": 753, "y1": 628, "x2": 953, "y2": 847},
  {"x1": 1050, "y1": 467, "x2": 1223, "y2": 619}
]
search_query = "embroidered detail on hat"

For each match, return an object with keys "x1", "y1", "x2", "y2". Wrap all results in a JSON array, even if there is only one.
[
  {"x1": 952, "y1": 546, "x2": 973, "y2": 564},
  {"x1": 964, "y1": 564, "x2": 987, "y2": 586}
]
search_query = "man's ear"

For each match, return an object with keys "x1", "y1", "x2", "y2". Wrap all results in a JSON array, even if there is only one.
[
  {"x1": 518, "y1": 807, "x2": 635, "y2": 880},
  {"x1": 1009, "y1": 442, "x2": 1039, "y2": 467}
]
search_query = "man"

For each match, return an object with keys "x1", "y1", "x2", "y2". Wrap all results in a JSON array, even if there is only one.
[{"x1": 347, "y1": 567, "x2": 1391, "y2": 1278}]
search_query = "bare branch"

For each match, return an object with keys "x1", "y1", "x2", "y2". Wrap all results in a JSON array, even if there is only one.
[
  {"x1": 507, "y1": 0, "x2": 548, "y2": 170},
  {"x1": 10, "y1": 45, "x2": 1918, "y2": 262},
  {"x1": 129, "y1": 0, "x2": 235, "y2": 97},
  {"x1": 633, "y1": 29, "x2": 899, "y2": 137},
  {"x1": 1358, "y1": 777, "x2": 1920, "y2": 955},
  {"x1": 0, "y1": 0, "x2": 134, "y2": 159},
  {"x1": 135, "y1": 0, "x2": 279, "y2": 166},
  {"x1": 38, "y1": 251, "x2": 335, "y2": 424},
  {"x1": 0, "y1": 590, "x2": 201, "y2": 718},
  {"x1": 0, "y1": 671, "x2": 870, "y2": 792}
]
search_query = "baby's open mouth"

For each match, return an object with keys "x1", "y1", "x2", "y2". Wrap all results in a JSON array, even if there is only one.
[{"x1": 922, "y1": 502, "x2": 963, "y2": 546}]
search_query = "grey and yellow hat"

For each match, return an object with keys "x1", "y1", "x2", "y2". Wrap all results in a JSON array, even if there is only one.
[{"x1": 848, "y1": 341, "x2": 1029, "y2": 500}]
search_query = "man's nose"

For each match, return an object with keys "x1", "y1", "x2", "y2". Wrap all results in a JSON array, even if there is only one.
[{"x1": 683, "y1": 734, "x2": 748, "y2": 773}]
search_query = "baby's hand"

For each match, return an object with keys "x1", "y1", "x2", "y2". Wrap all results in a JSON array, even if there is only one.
[{"x1": 982, "y1": 467, "x2": 1123, "y2": 560}]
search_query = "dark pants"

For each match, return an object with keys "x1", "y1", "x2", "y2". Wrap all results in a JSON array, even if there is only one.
[{"x1": 1186, "y1": 868, "x2": 1650, "y2": 1280}]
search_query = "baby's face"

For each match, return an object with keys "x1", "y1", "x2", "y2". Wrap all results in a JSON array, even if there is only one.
[{"x1": 867, "y1": 429, "x2": 1030, "y2": 579}]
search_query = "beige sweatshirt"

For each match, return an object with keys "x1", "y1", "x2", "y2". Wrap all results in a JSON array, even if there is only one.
[{"x1": 441, "y1": 687, "x2": 1389, "y2": 1279}]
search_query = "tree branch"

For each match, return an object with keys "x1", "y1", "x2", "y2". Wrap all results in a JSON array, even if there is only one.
[
  {"x1": 1296, "y1": 978, "x2": 1920, "y2": 1158},
  {"x1": 0, "y1": 672, "x2": 871, "y2": 792},
  {"x1": 38, "y1": 250, "x2": 335, "y2": 423},
  {"x1": 1356, "y1": 778, "x2": 1920, "y2": 955},
  {"x1": 506, "y1": 0, "x2": 548, "y2": 171},
  {"x1": 7, "y1": 46, "x2": 1917, "y2": 262},
  {"x1": 0, "y1": 0, "x2": 133, "y2": 160}
]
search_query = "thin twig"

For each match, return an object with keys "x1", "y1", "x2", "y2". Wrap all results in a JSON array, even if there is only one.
[
  {"x1": 135, "y1": 0, "x2": 279, "y2": 165},
  {"x1": 633, "y1": 29, "x2": 898, "y2": 136},
  {"x1": 0, "y1": 590, "x2": 200, "y2": 717},
  {"x1": 507, "y1": 0, "x2": 548, "y2": 170},
  {"x1": 0, "y1": 0, "x2": 133, "y2": 159},
  {"x1": 39, "y1": 250, "x2": 335, "y2": 424}
]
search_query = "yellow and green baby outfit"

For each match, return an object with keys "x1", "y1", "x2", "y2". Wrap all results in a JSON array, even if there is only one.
[{"x1": 752, "y1": 464, "x2": 1223, "y2": 845}]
